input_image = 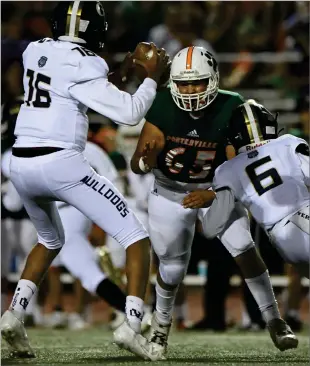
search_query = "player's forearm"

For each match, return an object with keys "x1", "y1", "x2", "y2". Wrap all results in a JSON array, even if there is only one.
[
  {"x1": 69, "y1": 77, "x2": 157, "y2": 126},
  {"x1": 202, "y1": 188, "x2": 235, "y2": 238}
]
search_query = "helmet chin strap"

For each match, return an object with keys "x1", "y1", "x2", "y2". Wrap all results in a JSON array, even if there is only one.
[{"x1": 238, "y1": 140, "x2": 270, "y2": 153}]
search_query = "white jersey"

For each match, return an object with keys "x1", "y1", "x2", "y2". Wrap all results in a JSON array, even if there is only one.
[
  {"x1": 213, "y1": 134, "x2": 310, "y2": 229},
  {"x1": 14, "y1": 38, "x2": 157, "y2": 151}
]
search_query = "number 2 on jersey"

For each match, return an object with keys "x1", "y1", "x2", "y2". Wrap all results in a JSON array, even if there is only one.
[
  {"x1": 246, "y1": 156, "x2": 283, "y2": 196},
  {"x1": 25, "y1": 69, "x2": 51, "y2": 108}
]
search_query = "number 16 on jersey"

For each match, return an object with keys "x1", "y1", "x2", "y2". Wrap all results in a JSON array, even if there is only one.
[{"x1": 25, "y1": 69, "x2": 51, "y2": 108}]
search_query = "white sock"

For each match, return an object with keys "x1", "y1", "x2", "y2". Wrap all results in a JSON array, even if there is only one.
[
  {"x1": 125, "y1": 295, "x2": 144, "y2": 333},
  {"x1": 26, "y1": 292, "x2": 38, "y2": 315},
  {"x1": 9, "y1": 279, "x2": 37, "y2": 319},
  {"x1": 155, "y1": 281, "x2": 178, "y2": 325},
  {"x1": 245, "y1": 271, "x2": 280, "y2": 323},
  {"x1": 1, "y1": 293, "x2": 8, "y2": 315}
]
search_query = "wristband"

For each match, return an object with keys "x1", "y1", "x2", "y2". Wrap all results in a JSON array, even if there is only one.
[{"x1": 139, "y1": 157, "x2": 150, "y2": 173}]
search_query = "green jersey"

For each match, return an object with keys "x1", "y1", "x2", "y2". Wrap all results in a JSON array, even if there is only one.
[{"x1": 145, "y1": 88, "x2": 244, "y2": 190}]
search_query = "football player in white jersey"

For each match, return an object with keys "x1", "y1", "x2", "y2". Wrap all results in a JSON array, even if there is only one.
[
  {"x1": 203, "y1": 100, "x2": 310, "y2": 278},
  {"x1": 0, "y1": 1, "x2": 169, "y2": 361}
]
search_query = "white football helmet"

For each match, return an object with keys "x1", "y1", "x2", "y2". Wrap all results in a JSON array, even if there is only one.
[{"x1": 170, "y1": 46, "x2": 219, "y2": 111}]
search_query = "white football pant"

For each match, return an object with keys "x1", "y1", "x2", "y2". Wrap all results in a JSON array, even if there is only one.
[
  {"x1": 148, "y1": 182, "x2": 254, "y2": 286},
  {"x1": 10, "y1": 149, "x2": 148, "y2": 251},
  {"x1": 268, "y1": 204, "x2": 309, "y2": 278},
  {"x1": 52, "y1": 204, "x2": 107, "y2": 294},
  {"x1": 106, "y1": 197, "x2": 149, "y2": 269}
]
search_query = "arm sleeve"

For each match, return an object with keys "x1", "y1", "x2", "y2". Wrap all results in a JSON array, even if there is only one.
[
  {"x1": 202, "y1": 188, "x2": 236, "y2": 239},
  {"x1": 68, "y1": 56, "x2": 157, "y2": 126}
]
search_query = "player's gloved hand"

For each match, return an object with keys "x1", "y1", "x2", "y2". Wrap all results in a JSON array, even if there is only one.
[
  {"x1": 134, "y1": 43, "x2": 170, "y2": 84},
  {"x1": 140, "y1": 140, "x2": 159, "y2": 171},
  {"x1": 182, "y1": 190, "x2": 216, "y2": 209}
]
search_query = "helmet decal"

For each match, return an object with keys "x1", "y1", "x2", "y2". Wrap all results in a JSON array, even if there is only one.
[{"x1": 96, "y1": 1, "x2": 105, "y2": 16}]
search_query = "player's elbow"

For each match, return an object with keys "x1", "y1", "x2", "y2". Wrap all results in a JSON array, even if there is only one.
[
  {"x1": 111, "y1": 110, "x2": 141, "y2": 127},
  {"x1": 203, "y1": 226, "x2": 219, "y2": 239}
]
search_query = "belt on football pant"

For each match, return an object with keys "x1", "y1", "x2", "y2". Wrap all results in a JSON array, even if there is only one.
[{"x1": 12, "y1": 147, "x2": 64, "y2": 158}]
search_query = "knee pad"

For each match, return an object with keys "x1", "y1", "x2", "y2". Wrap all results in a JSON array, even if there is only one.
[{"x1": 159, "y1": 260, "x2": 188, "y2": 287}]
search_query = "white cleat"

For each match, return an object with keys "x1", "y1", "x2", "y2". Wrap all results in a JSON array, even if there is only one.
[
  {"x1": 109, "y1": 310, "x2": 126, "y2": 331},
  {"x1": 113, "y1": 320, "x2": 165, "y2": 361},
  {"x1": 1, "y1": 310, "x2": 35, "y2": 358},
  {"x1": 141, "y1": 310, "x2": 152, "y2": 335},
  {"x1": 44, "y1": 311, "x2": 67, "y2": 329},
  {"x1": 67, "y1": 313, "x2": 90, "y2": 330},
  {"x1": 148, "y1": 311, "x2": 171, "y2": 358}
]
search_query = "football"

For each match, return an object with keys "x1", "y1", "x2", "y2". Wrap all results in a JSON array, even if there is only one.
[{"x1": 133, "y1": 42, "x2": 171, "y2": 88}]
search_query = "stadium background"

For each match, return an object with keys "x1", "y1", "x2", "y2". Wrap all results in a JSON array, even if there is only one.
[{"x1": 1, "y1": 0, "x2": 309, "y2": 346}]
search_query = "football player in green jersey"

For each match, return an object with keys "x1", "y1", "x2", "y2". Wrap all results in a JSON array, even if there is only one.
[{"x1": 131, "y1": 46, "x2": 297, "y2": 357}]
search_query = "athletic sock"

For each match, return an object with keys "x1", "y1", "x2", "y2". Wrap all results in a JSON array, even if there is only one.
[
  {"x1": 245, "y1": 271, "x2": 280, "y2": 323},
  {"x1": 155, "y1": 281, "x2": 178, "y2": 325},
  {"x1": 125, "y1": 295, "x2": 144, "y2": 333},
  {"x1": 9, "y1": 279, "x2": 37, "y2": 320},
  {"x1": 96, "y1": 278, "x2": 126, "y2": 313}
]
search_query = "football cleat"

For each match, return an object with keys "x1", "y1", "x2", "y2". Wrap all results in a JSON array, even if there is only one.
[
  {"x1": 148, "y1": 311, "x2": 171, "y2": 357},
  {"x1": 141, "y1": 310, "x2": 152, "y2": 335},
  {"x1": 1, "y1": 310, "x2": 35, "y2": 358},
  {"x1": 113, "y1": 320, "x2": 165, "y2": 361},
  {"x1": 267, "y1": 318, "x2": 298, "y2": 351},
  {"x1": 67, "y1": 312, "x2": 90, "y2": 330},
  {"x1": 44, "y1": 311, "x2": 67, "y2": 329}
]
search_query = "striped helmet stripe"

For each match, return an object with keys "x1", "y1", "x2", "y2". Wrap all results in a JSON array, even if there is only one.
[
  {"x1": 186, "y1": 46, "x2": 194, "y2": 69},
  {"x1": 66, "y1": 1, "x2": 83, "y2": 38},
  {"x1": 243, "y1": 101, "x2": 263, "y2": 144}
]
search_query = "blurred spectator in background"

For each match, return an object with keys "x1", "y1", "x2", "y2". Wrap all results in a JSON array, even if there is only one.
[
  {"x1": 106, "y1": 1, "x2": 163, "y2": 53},
  {"x1": 148, "y1": 2, "x2": 215, "y2": 59},
  {"x1": 2, "y1": 3, "x2": 29, "y2": 96},
  {"x1": 202, "y1": 2, "x2": 239, "y2": 53},
  {"x1": 282, "y1": 264, "x2": 303, "y2": 332}
]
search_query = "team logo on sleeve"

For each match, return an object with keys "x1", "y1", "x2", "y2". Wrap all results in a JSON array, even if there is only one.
[{"x1": 38, "y1": 56, "x2": 48, "y2": 68}]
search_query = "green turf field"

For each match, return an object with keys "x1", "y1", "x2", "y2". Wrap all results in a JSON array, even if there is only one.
[{"x1": 1, "y1": 327, "x2": 309, "y2": 365}]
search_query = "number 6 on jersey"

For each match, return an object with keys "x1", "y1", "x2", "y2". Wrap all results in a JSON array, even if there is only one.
[{"x1": 246, "y1": 156, "x2": 283, "y2": 196}]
